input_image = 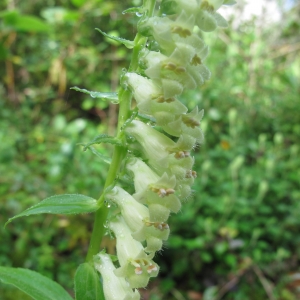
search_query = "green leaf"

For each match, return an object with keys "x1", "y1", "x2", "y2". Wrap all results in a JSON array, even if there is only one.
[
  {"x1": 122, "y1": 7, "x2": 144, "y2": 15},
  {"x1": 74, "y1": 263, "x2": 104, "y2": 300},
  {"x1": 80, "y1": 134, "x2": 123, "y2": 151},
  {"x1": 70, "y1": 87, "x2": 119, "y2": 103},
  {"x1": 2, "y1": 11, "x2": 50, "y2": 32},
  {"x1": 85, "y1": 146, "x2": 112, "y2": 165},
  {"x1": 71, "y1": 0, "x2": 86, "y2": 7},
  {"x1": 0, "y1": 267, "x2": 73, "y2": 300},
  {"x1": 5, "y1": 194, "x2": 100, "y2": 226},
  {"x1": 95, "y1": 28, "x2": 134, "y2": 49}
]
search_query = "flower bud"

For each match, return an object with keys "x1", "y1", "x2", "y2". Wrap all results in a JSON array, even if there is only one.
[{"x1": 94, "y1": 253, "x2": 140, "y2": 300}]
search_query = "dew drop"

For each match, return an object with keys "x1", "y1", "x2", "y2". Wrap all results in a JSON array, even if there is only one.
[
  {"x1": 136, "y1": 12, "x2": 143, "y2": 17},
  {"x1": 111, "y1": 99, "x2": 119, "y2": 105},
  {"x1": 128, "y1": 136, "x2": 136, "y2": 143},
  {"x1": 104, "y1": 201, "x2": 111, "y2": 208}
]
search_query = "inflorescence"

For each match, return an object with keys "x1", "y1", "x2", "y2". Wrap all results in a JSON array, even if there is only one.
[{"x1": 94, "y1": 1, "x2": 235, "y2": 299}]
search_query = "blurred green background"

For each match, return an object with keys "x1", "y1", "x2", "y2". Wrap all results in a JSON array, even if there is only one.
[{"x1": 0, "y1": 0, "x2": 299, "y2": 299}]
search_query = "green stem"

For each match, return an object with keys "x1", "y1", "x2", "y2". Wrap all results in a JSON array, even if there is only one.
[{"x1": 86, "y1": 0, "x2": 156, "y2": 262}]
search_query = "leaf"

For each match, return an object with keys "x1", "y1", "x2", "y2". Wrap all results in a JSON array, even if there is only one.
[
  {"x1": 80, "y1": 134, "x2": 123, "y2": 151},
  {"x1": 70, "y1": 87, "x2": 119, "y2": 103},
  {"x1": 74, "y1": 263, "x2": 104, "y2": 300},
  {"x1": 0, "y1": 267, "x2": 73, "y2": 300},
  {"x1": 2, "y1": 11, "x2": 50, "y2": 32},
  {"x1": 5, "y1": 194, "x2": 100, "y2": 226},
  {"x1": 122, "y1": 7, "x2": 144, "y2": 15},
  {"x1": 86, "y1": 146, "x2": 112, "y2": 165},
  {"x1": 71, "y1": 0, "x2": 86, "y2": 7},
  {"x1": 121, "y1": 110, "x2": 138, "y2": 130},
  {"x1": 95, "y1": 28, "x2": 134, "y2": 49}
]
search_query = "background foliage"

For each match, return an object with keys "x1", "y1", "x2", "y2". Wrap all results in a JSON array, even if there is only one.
[{"x1": 0, "y1": 0, "x2": 299, "y2": 299}]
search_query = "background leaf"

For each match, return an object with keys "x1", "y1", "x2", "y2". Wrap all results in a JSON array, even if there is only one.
[
  {"x1": 2, "y1": 11, "x2": 50, "y2": 32},
  {"x1": 5, "y1": 194, "x2": 100, "y2": 226},
  {"x1": 74, "y1": 263, "x2": 104, "y2": 300},
  {"x1": 0, "y1": 267, "x2": 73, "y2": 300}
]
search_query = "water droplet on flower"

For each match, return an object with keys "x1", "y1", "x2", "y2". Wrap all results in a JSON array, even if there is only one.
[
  {"x1": 104, "y1": 201, "x2": 111, "y2": 208},
  {"x1": 127, "y1": 136, "x2": 136, "y2": 143},
  {"x1": 104, "y1": 220, "x2": 109, "y2": 228}
]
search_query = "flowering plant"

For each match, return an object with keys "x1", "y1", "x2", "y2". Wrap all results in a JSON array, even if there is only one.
[{"x1": 1, "y1": 0, "x2": 235, "y2": 299}]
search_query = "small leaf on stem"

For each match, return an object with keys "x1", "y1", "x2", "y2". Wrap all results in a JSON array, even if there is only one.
[
  {"x1": 95, "y1": 28, "x2": 134, "y2": 49},
  {"x1": 5, "y1": 194, "x2": 100, "y2": 227},
  {"x1": 70, "y1": 86, "x2": 119, "y2": 103}
]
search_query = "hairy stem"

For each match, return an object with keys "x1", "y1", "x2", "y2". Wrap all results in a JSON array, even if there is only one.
[{"x1": 86, "y1": 0, "x2": 156, "y2": 262}]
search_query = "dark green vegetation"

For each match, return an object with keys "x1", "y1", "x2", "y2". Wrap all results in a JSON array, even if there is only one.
[{"x1": 1, "y1": 0, "x2": 299, "y2": 299}]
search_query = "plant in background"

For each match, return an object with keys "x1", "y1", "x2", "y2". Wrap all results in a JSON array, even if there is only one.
[{"x1": 1, "y1": 0, "x2": 235, "y2": 299}]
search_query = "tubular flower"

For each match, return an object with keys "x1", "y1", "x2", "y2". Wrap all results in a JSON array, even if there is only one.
[
  {"x1": 109, "y1": 216, "x2": 159, "y2": 288},
  {"x1": 106, "y1": 186, "x2": 170, "y2": 252},
  {"x1": 94, "y1": 253, "x2": 140, "y2": 300},
  {"x1": 95, "y1": 0, "x2": 234, "y2": 297}
]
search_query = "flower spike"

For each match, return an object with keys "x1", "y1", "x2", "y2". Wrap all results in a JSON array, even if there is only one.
[{"x1": 93, "y1": 0, "x2": 235, "y2": 295}]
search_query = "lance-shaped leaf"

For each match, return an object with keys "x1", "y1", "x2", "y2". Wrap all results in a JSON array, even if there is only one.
[
  {"x1": 85, "y1": 146, "x2": 112, "y2": 165},
  {"x1": 95, "y1": 28, "x2": 134, "y2": 49},
  {"x1": 80, "y1": 134, "x2": 123, "y2": 151},
  {"x1": 122, "y1": 6, "x2": 144, "y2": 15},
  {"x1": 0, "y1": 267, "x2": 73, "y2": 300},
  {"x1": 74, "y1": 263, "x2": 104, "y2": 300},
  {"x1": 70, "y1": 86, "x2": 119, "y2": 103},
  {"x1": 5, "y1": 194, "x2": 100, "y2": 226}
]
